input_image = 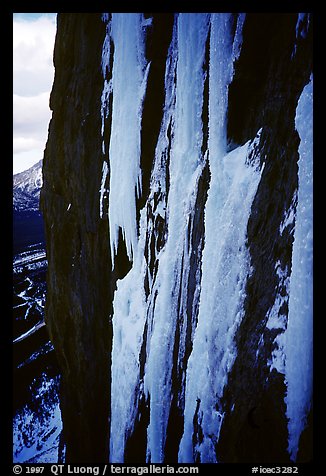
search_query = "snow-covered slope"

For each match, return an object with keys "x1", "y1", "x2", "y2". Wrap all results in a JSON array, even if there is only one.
[{"x1": 13, "y1": 160, "x2": 43, "y2": 212}]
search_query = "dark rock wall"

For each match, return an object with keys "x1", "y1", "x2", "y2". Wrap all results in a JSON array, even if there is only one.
[{"x1": 40, "y1": 14, "x2": 112, "y2": 463}]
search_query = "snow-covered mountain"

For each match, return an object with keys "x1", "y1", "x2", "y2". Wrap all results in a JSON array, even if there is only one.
[
  {"x1": 13, "y1": 160, "x2": 45, "y2": 255},
  {"x1": 13, "y1": 160, "x2": 43, "y2": 212}
]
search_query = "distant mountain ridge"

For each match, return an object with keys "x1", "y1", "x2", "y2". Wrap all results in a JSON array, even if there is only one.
[
  {"x1": 13, "y1": 160, "x2": 43, "y2": 212},
  {"x1": 13, "y1": 160, "x2": 45, "y2": 254}
]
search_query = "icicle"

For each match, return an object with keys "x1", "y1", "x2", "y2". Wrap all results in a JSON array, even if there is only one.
[
  {"x1": 108, "y1": 13, "x2": 151, "y2": 265},
  {"x1": 100, "y1": 13, "x2": 151, "y2": 264}
]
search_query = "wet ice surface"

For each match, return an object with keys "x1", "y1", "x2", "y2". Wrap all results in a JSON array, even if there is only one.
[{"x1": 13, "y1": 243, "x2": 62, "y2": 463}]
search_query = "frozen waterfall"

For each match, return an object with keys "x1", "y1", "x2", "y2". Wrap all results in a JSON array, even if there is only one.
[{"x1": 98, "y1": 13, "x2": 313, "y2": 464}]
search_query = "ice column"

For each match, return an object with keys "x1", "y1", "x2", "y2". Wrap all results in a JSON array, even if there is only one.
[
  {"x1": 285, "y1": 77, "x2": 313, "y2": 461},
  {"x1": 179, "y1": 14, "x2": 266, "y2": 463},
  {"x1": 144, "y1": 13, "x2": 210, "y2": 463}
]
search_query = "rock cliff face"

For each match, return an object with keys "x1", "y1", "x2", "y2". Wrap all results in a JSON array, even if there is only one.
[
  {"x1": 41, "y1": 14, "x2": 112, "y2": 462},
  {"x1": 40, "y1": 13, "x2": 313, "y2": 464}
]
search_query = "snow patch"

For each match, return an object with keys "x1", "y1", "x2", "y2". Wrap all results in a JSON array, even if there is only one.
[{"x1": 13, "y1": 375, "x2": 62, "y2": 464}]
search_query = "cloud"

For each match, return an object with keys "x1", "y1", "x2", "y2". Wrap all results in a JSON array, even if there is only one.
[
  {"x1": 13, "y1": 15, "x2": 56, "y2": 96},
  {"x1": 13, "y1": 137, "x2": 45, "y2": 154},
  {"x1": 13, "y1": 93, "x2": 51, "y2": 157},
  {"x1": 13, "y1": 14, "x2": 56, "y2": 174},
  {"x1": 13, "y1": 93, "x2": 51, "y2": 134}
]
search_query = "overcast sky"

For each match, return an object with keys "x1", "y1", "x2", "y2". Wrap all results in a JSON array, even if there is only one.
[{"x1": 13, "y1": 13, "x2": 57, "y2": 174}]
